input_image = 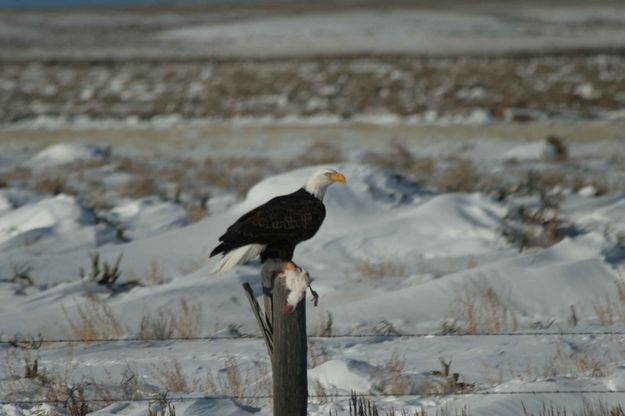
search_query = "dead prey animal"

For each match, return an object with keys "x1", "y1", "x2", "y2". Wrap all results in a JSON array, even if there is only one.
[{"x1": 262, "y1": 260, "x2": 319, "y2": 314}]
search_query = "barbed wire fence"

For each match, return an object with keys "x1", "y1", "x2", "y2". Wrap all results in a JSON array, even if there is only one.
[
  {"x1": 2, "y1": 329, "x2": 625, "y2": 347},
  {"x1": 2, "y1": 330, "x2": 625, "y2": 411}
]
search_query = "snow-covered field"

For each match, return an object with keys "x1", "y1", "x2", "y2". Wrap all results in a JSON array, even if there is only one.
[
  {"x1": 0, "y1": 121, "x2": 624, "y2": 416},
  {"x1": 2, "y1": 2, "x2": 625, "y2": 415}
]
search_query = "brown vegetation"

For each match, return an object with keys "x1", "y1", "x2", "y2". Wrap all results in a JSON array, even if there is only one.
[
  {"x1": 356, "y1": 258, "x2": 407, "y2": 279},
  {"x1": 445, "y1": 280, "x2": 518, "y2": 334},
  {"x1": 138, "y1": 298, "x2": 202, "y2": 340}
]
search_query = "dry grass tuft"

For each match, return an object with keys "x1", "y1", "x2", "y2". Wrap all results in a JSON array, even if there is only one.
[
  {"x1": 204, "y1": 356, "x2": 270, "y2": 406},
  {"x1": 435, "y1": 160, "x2": 480, "y2": 193},
  {"x1": 34, "y1": 176, "x2": 73, "y2": 195},
  {"x1": 593, "y1": 280, "x2": 625, "y2": 325},
  {"x1": 200, "y1": 156, "x2": 269, "y2": 197},
  {"x1": 523, "y1": 401, "x2": 625, "y2": 416},
  {"x1": 186, "y1": 205, "x2": 208, "y2": 223},
  {"x1": 314, "y1": 311, "x2": 333, "y2": 337},
  {"x1": 374, "y1": 350, "x2": 410, "y2": 395},
  {"x1": 447, "y1": 280, "x2": 518, "y2": 334},
  {"x1": 144, "y1": 259, "x2": 163, "y2": 286},
  {"x1": 338, "y1": 393, "x2": 471, "y2": 416},
  {"x1": 122, "y1": 177, "x2": 159, "y2": 198},
  {"x1": 138, "y1": 298, "x2": 202, "y2": 339},
  {"x1": 356, "y1": 258, "x2": 407, "y2": 279},
  {"x1": 64, "y1": 298, "x2": 124, "y2": 341},
  {"x1": 154, "y1": 360, "x2": 189, "y2": 393},
  {"x1": 309, "y1": 339, "x2": 332, "y2": 368}
]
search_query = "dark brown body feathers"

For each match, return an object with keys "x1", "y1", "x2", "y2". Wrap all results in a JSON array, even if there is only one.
[{"x1": 210, "y1": 188, "x2": 326, "y2": 262}]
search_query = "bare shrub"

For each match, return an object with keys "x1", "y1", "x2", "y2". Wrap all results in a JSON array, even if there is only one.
[
  {"x1": 23, "y1": 350, "x2": 39, "y2": 379},
  {"x1": 80, "y1": 253, "x2": 140, "y2": 292},
  {"x1": 500, "y1": 193, "x2": 577, "y2": 251},
  {"x1": 81, "y1": 252, "x2": 122, "y2": 285},
  {"x1": 138, "y1": 298, "x2": 202, "y2": 339},
  {"x1": 64, "y1": 298, "x2": 124, "y2": 341},
  {"x1": 148, "y1": 393, "x2": 176, "y2": 416},
  {"x1": 543, "y1": 135, "x2": 568, "y2": 162},
  {"x1": 356, "y1": 258, "x2": 407, "y2": 279},
  {"x1": 10, "y1": 262, "x2": 34, "y2": 287},
  {"x1": 65, "y1": 386, "x2": 90, "y2": 416},
  {"x1": 448, "y1": 280, "x2": 518, "y2": 334},
  {"x1": 593, "y1": 280, "x2": 625, "y2": 325},
  {"x1": 120, "y1": 364, "x2": 142, "y2": 401}
]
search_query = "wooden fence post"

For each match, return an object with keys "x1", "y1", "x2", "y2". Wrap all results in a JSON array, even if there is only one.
[
  {"x1": 272, "y1": 274, "x2": 308, "y2": 416},
  {"x1": 243, "y1": 259, "x2": 308, "y2": 416}
]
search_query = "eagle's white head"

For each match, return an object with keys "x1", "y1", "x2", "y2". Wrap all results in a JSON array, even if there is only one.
[{"x1": 303, "y1": 168, "x2": 347, "y2": 200}]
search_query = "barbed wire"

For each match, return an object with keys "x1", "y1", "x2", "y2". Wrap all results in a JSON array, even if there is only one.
[
  {"x1": 3, "y1": 389, "x2": 625, "y2": 407},
  {"x1": 1, "y1": 330, "x2": 625, "y2": 348}
]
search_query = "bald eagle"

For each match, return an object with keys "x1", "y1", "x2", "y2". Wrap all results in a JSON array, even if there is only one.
[{"x1": 210, "y1": 169, "x2": 346, "y2": 273}]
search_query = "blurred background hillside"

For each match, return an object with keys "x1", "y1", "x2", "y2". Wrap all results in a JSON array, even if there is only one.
[{"x1": 2, "y1": 0, "x2": 625, "y2": 124}]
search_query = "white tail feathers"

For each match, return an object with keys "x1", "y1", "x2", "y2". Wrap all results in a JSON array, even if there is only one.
[{"x1": 211, "y1": 244, "x2": 266, "y2": 274}]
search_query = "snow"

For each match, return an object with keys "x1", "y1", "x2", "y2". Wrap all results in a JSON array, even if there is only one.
[
  {"x1": 3, "y1": 1, "x2": 625, "y2": 412},
  {"x1": 502, "y1": 141, "x2": 548, "y2": 161},
  {"x1": 156, "y1": 8, "x2": 625, "y2": 57},
  {"x1": 309, "y1": 359, "x2": 375, "y2": 393},
  {"x1": 106, "y1": 197, "x2": 187, "y2": 240},
  {"x1": 29, "y1": 142, "x2": 110, "y2": 167},
  {"x1": 0, "y1": 194, "x2": 112, "y2": 254},
  {"x1": 0, "y1": 144, "x2": 622, "y2": 412},
  {"x1": 1, "y1": 85, "x2": 625, "y2": 416},
  {"x1": 0, "y1": 127, "x2": 625, "y2": 416}
]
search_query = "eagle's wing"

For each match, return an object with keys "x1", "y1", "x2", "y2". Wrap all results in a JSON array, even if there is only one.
[{"x1": 224, "y1": 195, "x2": 325, "y2": 244}]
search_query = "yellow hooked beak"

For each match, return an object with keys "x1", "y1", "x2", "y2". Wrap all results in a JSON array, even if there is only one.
[{"x1": 326, "y1": 171, "x2": 347, "y2": 184}]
